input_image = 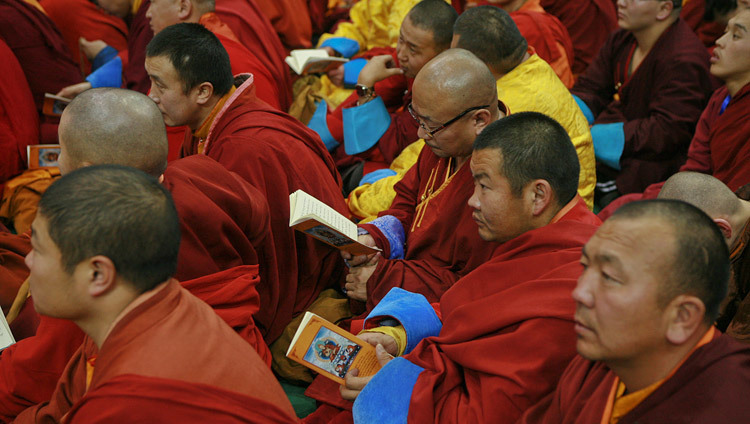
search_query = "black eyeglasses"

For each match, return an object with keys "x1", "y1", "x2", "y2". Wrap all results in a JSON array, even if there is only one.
[{"x1": 408, "y1": 102, "x2": 491, "y2": 139}]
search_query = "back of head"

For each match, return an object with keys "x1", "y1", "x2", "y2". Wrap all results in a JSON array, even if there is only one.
[
  {"x1": 610, "y1": 199, "x2": 729, "y2": 325},
  {"x1": 146, "y1": 22, "x2": 233, "y2": 96},
  {"x1": 38, "y1": 165, "x2": 182, "y2": 293},
  {"x1": 473, "y1": 112, "x2": 580, "y2": 207},
  {"x1": 59, "y1": 88, "x2": 168, "y2": 176},
  {"x1": 704, "y1": 0, "x2": 737, "y2": 22},
  {"x1": 453, "y1": 6, "x2": 527, "y2": 75},
  {"x1": 406, "y1": 0, "x2": 458, "y2": 51},
  {"x1": 659, "y1": 172, "x2": 740, "y2": 218}
]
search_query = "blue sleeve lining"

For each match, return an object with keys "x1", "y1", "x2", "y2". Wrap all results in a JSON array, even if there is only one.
[
  {"x1": 591, "y1": 122, "x2": 625, "y2": 170},
  {"x1": 85, "y1": 56, "x2": 122, "y2": 88},
  {"x1": 368, "y1": 215, "x2": 405, "y2": 260},
  {"x1": 573, "y1": 94, "x2": 595, "y2": 125},
  {"x1": 343, "y1": 58, "x2": 368, "y2": 88},
  {"x1": 91, "y1": 45, "x2": 118, "y2": 72},
  {"x1": 307, "y1": 100, "x2": 340, "y2": 151},
  {"x1": 342, "y1": 95, "x2": 391, "y2": 155},
  {"x1": 353, "y1": 357, "x2": 423, "y2": 424},
  {"x1": 319, "y1": 37, "x2": 361, "y2": 58}
]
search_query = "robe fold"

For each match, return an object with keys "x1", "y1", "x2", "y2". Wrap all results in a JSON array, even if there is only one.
[
  {"x1": 511, "y1": 7, "x2": 574, "y2": 88},
  {"x1": 253, "y1": 0, "x2": 312, "y2": 50},
  {"x1": 182, "y1": 77, "x2": 348, "y2": 344},
  {"x1": 122, "y1": 0, "x2": 153, "y2": 94},
  {"x1": 5, "y1": 266, "x2": 282, "y2": 422},
  {"x1": 15, "y1": 278, "x2": 296, "y2": 423},
  {"x1": 518, "y1": 332, "x2": 750, "y2": 423},
  {"x1": 571, "y1": 19, "x2": 713, "y2": 193}
]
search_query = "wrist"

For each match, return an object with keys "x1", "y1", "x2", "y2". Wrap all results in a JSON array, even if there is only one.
[{"x1": 356, "y1": 84, "x2": 376, "y2": 105}]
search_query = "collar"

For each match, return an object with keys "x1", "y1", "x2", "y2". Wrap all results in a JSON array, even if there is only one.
[{"x1": 192, "y1": 85, "x2": 237, "y2": 154}]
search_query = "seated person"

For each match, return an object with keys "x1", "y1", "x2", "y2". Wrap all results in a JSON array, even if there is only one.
[{"x1": 519, "y1": 199, "x2": 750, "y2": 423}]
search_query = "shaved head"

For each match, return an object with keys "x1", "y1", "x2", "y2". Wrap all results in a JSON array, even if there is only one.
[
  {"x1": 659, "y1": 172, "x2": 740, "y2": 218},
  {"x1": 58, "y1": 88, "x2": 168, "y2": 177}
]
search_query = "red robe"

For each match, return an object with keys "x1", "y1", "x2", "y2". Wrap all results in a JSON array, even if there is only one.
[
  {"x1": 2, "y1": 266, "x2": 279, "y2": 422},
  {"x1": 540, "y1": 0, "x2": 617, "y2": 75},
  {"x1": 681, "y1": 0, "x2": 725, "y2": 48},
  {"x1": 182, "y1": 78, "x2": 348, "y2": 344},
  {"x1": 0, "y1": 231, "x2": 31, "y2": 314},
  {"x1": 122, "y1": 0, "x2": 153, "y2": 94},
  {"x1": 215, "y1": 0, "x2": 292, "y2": 109},
  {"x1": 0, "y1": 40, "x2": 39, "y2": 190},
  {"x1": 253, "y1": 0, "x2": 313, "y2": 50},
  {"x1": 39, "y1": 0, "x2": 128, "y2": 74},
  {"x1": 519, "y1": 332, "x2": 750, "y2": 423},
  {"x1": 14, "y1": 278, "x2": 296, "y2": 423}
]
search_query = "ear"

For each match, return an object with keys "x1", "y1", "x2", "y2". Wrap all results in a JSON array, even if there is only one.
[
  {"x1": 472, "y1": 108, "x2": 493, "y2": 136},
  {"x1": 655, "y1": 0, "x2": 674, "y2": 20},
  {"x1": 177, "y1": 0, "x2": 192, "y2": 19},
  {"x1": 194, "y1": 82, "x2": 215, "y2": 105},
  {"x1": 713, "y1": 218, "x2": 733, "y2": 241},
  {"x1": 528, "y1": 179, "x2": 553, "y2": 217},
  {"x1": 86, "y1": 255, "x2": 118, "y2": 298},
  {"x1": 664, "y1": 294, "x2": 706, "y2": 345}
]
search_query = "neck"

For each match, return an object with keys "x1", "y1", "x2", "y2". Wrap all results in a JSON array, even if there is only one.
[
  {"x1": 491, "y1": 51, "x2": 530, "y2": 80},
  {"x1": 190, "y1": 96, "x2": 221, "y2": 132},
  {"x1": 454, "y1": 155, "x2": 471, "y2": 171},
  {"x1": 631, "y1": 17, "x2": 675, "y2": 56},
  {"x1": 501, "y1": 0, "x2": 527, "y2": 12},
  {"x1": 74, "y1": 283, "x2": 142, "y2": 349},
  {"x1": 724, "y1": 76, "x2": 750, "y2": 97}
]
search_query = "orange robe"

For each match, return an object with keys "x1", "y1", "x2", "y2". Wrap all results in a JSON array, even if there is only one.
[{"x1": 253, "y1": 0, "x2": 313, "y2": 50}]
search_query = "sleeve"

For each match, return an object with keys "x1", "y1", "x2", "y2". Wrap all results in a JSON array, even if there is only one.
[
  {"x1": 591, "y1": 122, "x2": 625, "y2": 170},
  {"x1": 570, "y1": 33, "x2": 618, "y2": 119},
  {"x1": 85, "y1": 56, "x2": 123, "y2": 88},
  {"x1": 90, "y1": 46, "x2": 119, "y2": 72},
  {"x1": 343, "y1": 58, "x2": 368, "y2": 87},
  {"x1": 319, "y1": 37, "x2": 361, "y2": 58},
  {"x1": 342, "y1": 96, "x2": 392, "y2": 155},
  {"x1": 352, "y1": 357, "x2": 423, "y2": 424}
]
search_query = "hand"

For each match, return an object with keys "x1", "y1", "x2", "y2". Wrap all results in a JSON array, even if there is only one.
[
  {"x1": 357, "y1": 332, "x2": 399, "y2": 357},
  {"x1": 322, "y1": 46, "x2": 338, "y2": 57},
  {"x1": 79, "y1": 37, "x2": 108, "y2": 61},
  {"x1": 344, "y1": 262, "x2": 377, "y2": 302},
  {"x1": 341, "y1": 234, "x2": 378, "y2": 266},
  {"x1": 339, "y1": 344, "x2": 394, "y2": 401},
  {"x1": 327, "y1": 64, "x2": 345, "y2": 87},
  {"x1": 357, "y1": 55, "x2": 403, "y2": 88},
  {"x1": 57, "y1": 82, "x2": 92, "y2": 99}
]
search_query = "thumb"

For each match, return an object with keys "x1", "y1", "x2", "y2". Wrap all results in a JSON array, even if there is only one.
[{"x1": 375, "y1": 343, "x2": 393, "y2": 366}]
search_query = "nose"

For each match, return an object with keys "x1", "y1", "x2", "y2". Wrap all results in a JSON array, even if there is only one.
[
  {"x1": 467, "y1": 185, "x2": 480, "y2": 210},
  {"x1": 714, "y1": 31, "x2": 729, "y2": 49},
  {"x1": 571, "y1": 269, "x2": 595, "y2": 307}
]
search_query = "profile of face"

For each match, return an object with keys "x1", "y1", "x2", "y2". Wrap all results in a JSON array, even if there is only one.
[
  {"x1": 145, "y1": 0, "x2": 183, "y2": 34},
  {"x1": 616, "y1": 0, "x2": 671, "y2": 32},
  {"x1": 468, "y1": 148, "x2": 534, "y2": 243},
  {"x1": 711, "y1": 11, "x2": 750, "y2": 83},
  {"x1": 96, "y1": 0, "x2": 132, "y2": 18},
  {"x1": 572, "y1": 217, "x2": 675, "y2": 365},
  {"x1": 145, "y1": 55, "x2": 203, "y2": 130},
  {"x1": 396, "y1": 16, "x2": 440, "y2": 79}
]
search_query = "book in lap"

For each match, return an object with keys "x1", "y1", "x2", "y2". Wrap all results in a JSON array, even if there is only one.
[
  {"x1": 289, "y1": 189, "x2": 380, "y2": 255},
  {"x1": 286, "y1": 312, "x2": 381, "y2": 385},
  {"x1": 285, "y1": 49, "x2": 348, "y2": 75}
]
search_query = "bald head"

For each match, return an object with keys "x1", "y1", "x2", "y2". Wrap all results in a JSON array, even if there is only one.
[
  {"x1": 659, "y1": 172, "x2": 741, "y2": 219},
  {"x1": 452, "y1": 6, "x2": 527, "y2": 75},
  {"x1": 58, "y1": 88, "x2": 168, "y2": 177}
]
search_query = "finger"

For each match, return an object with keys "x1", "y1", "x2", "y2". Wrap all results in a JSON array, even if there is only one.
[
  {"x1": 341, "y1": 251, "x2": 353, "y2": 260},
  {"x1": 375, "y1": 343, "x2": 394, "y2": 366}
]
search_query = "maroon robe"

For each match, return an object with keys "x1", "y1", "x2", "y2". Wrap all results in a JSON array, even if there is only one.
[
  {"x1": 0, "y1": 231, "x2": 31, "y2": 314},
  {"x1": 519, "y1": 332, "x2": 750, "y2": 423},
  {"x1": 122, "y1": 0, "x2": 153, "y2": 94},
  {"x1": 182, "y1": 77, "x2": 348, "y2": 344}
]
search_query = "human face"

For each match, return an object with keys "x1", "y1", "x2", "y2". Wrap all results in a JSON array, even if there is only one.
[
  {"x1": 145, "y1": 55, "x2": 203, "y2": 130},
  {"x1": 396, "y1": 16, "x2": 440, "y2": 79},
  {"x1": 711, "y1": 11, "x2": 750, "y2": 85},
  {"x1": 96, "y1": 0, "x2": 132, "y2": 18},
  {"x1": 616, "y1": 0, "x2": 670, "y2": 32},
  {"x1": 25, "y1": 215, "x2": 86, "y2": 319},
  {"x1": 146, "y1": 0, "x2": 181, "y2": 34},
  {"x1": 468, "y1": 148, "x2": 534, "y2": 242},
  {"x1": 572, "y1": 218, "x2": 673, "y2": 367},
  {"x1": 409, "y1": 85, "x2": 478, "y2": 160}
]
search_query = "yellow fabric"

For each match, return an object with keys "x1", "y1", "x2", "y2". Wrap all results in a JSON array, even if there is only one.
[
  {"x1": 0, "y1": 167, "x2": 61, "y2": 234},
  {"x1": 496, "y1": 54, "x2": 595, "y2": 208},
  {"x1": 347, "y1": 140, "x2": 424, "y2": 221},
  {"x1": 21, "y1": 0, "x2": 46, "y2": 14},
  {"x1": 360, "y1": 324, "x2": 407, "y2": 356},
  {"x1": 318, "y1": 75, "x2": 355, "y2": 110},
  {"x1": 131, "y1": 0, "x2": 142, "y2": 15}
]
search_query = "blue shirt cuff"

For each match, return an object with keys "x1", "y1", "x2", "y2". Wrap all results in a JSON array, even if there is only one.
[
  {"x1": 319, "y1": 37, "x2": 360, "y2": 58},
  {"x1": 343, "y1": 58, "x2": 368, "y2": 88},
  {"x1": 91, "y1": 45, "x2": 118, "y2": 72},
  {"x1": 343, "y1": 95, "x2": 391, "y2": 155},
  {"x1": 85, "y1": 56, "x2": 122, "y2": 88},
  {"x1": 573, "y1": 94, "x2": 595, "y2": 125},
  {"x1": 307, "y1": 100, "x2": 340, "y2": 151},
  {"x1": 591, "y1": 122, "x2": 625, "y2": 170},
  {"x1": 364, "y1": 287, "x2": 442, "y2": 354},
  {"x1": 359, "y1": 168, "x2": 397, "y2": 186},
  {"x1": 368, "y1": 215, "x2": 405, "y2": 260},
  {"x1": 353, "y1": 357, "x2": 423, "y2": 424}
]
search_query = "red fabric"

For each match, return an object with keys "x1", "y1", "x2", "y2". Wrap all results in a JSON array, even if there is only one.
[
  {"x1": 123, "y1": 0, "x2": 154, "y2": 94},
  {"x1": 201, "y1": 12, "x2": 283, "y2": 109},
  {"x1": 404, "y1": 198, "x2": 599, "y2": 423},
  {"x1": 215, "y1": 0, "x2": 292, "y2": 109},
  {"x1": 519, "y1": 332, "x2": 750, "y2": 423},
  {"x1": 358, "y1": 148, "x2": 500, "y2": 312},
  {"x1": 183, "y1": 78, "x2": 348, "y2": 343},
  {"x1": 681, "y1": 0, "x2": 725, "y2": 48},
  {"x1": 253, "y1": 0, "x2": 312, "y2": 50},
  {"x1": 540, "y1": 0, "x2": 617, "y2": 75},
  {"x1": 165, "y1": 125, "x2": 186, "y2": 162},
  {"x1": 0, "y1": 40, "x2": 39, "y2": 189},
  {"x1": 39, "y1": 0, "x2": 128, "y2": 74},
  {"x1": 14, "y1": 279, "x2": 295, "y2": 423},
  {"x1": 0, "y1": 231, "x2": 31, "y2": 314},
  {"x1": 511, "y1": 7, "x2": 574, "y2": 86}
]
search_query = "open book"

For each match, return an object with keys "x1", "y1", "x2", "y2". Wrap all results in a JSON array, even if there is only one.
[
  {"x1": 289, "y1": 189, "x2": 380, "y2": 255},
  {"x1": 0, "y1": 313, "x2": 16, "y2": 351},
  {"x1": 285, "y1": 49, "x2": 348, "y2": 75},
  {"x1": 42, "y1": 93, "x2": 71, "y2": 117},
  {"x1": 286, "y1": 312, "x2": 381, "y2": 384},
  {"x1": 27, "y1": 145, "x2": 61, "y2": 169}
]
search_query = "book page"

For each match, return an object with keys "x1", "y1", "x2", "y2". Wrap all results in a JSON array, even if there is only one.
[
  {"x1": 291, "y1": 190, "x2": 357, "y2": 239},
  {"x1": 0, "y1": 313, "x2": 16, "y2": 351}
]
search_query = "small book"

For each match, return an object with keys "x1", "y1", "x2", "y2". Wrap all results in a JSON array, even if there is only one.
[
  {"x1": 27, "y1": 145, "x2": 61, "y2": 169},
  {"x1": 285, "y1": 49, "x2": 349, "y2": 75},
  {"x1": 0, "y1": 313, "x2": 16, "y2": 351},
  {"x1": 42, "y1": 93, "x2": 71, "y2": 117},
  {"x1": 289, "y1": 189, "x2": 380, "y2": 255},
  {"x1": 286, "y1": 312, "x2": 381, "y2": 384}
]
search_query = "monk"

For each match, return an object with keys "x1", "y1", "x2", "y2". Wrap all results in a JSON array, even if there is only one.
[
  {"x1": 340, "y1": 112, "x2": 600, "y2": 423},
  {"x1": 571, "y1": 0, "x2": 713, "y2": 204},
  {"x1": 145, "y1": 23, "x2": 348, "y2": 344},
  {"x1": 12, "y1": 165, "x2": 296, "y2": 423},
  {"x1": 519, "y1": 199, "x2": 750, "y2": 423},
  {"x1": 658, "y1": 172, "x2": 750, "y2": 343}
]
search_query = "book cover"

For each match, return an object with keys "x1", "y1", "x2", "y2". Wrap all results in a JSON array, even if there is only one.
[
  {"x1": 42, "y1": 93, "x2": 71, "y2": 117},
  {"x1": 286, "y1": 312, "x2": 381, "y2": 384},
  {"x1": 27, "y1": 145, "x2": 61, "y2": 169},
  {"x1": 285, "y1": 49, "x2": 349, "y2": 75}
]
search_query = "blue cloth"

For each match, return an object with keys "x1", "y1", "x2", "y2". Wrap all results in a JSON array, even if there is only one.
[
  {"x1": 91, "y1": 45, "x2": 118, "y2": 72},
  {"x1": 591, "y1": 122, "x2": 625, "y2": 170},
  {"x1": 353, "y1": 357, "x2": 423, "y2": 424},
  {"x1": 319, "y1": 37, "x2": 360, "y2": 58},
  {"x1": 364, "y1": 287, "x2": 442, "y2": 354},
  {"x1": 85, "y1": 56, "x2": 122, "y2": 88},
  {"x1": 342, "y1": 95, "x2": 391, "y2": 155},
  {"x1": 359, "y1": 168, "x2": 397, "y2": 186},
  {"x1": 573, "y1": 94, "x2": 595, "y2": 125},
  {"x1": 343, "y1": 58, "x2": 367, "y2": 88},
  {"x1": 307, "y1": 100, "x2": 339, "y2": 151},
  {"x1": 367, "y1": 215, "x2": 405, "y2": 259}
]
